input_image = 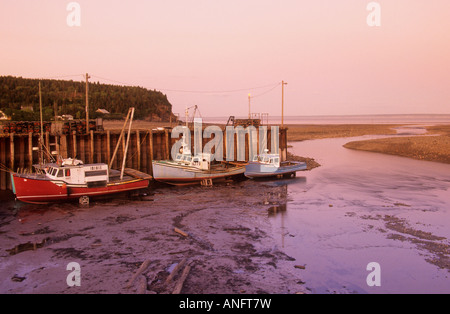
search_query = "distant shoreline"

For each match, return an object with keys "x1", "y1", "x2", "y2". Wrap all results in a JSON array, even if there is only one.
[
  {"x1": 105, "y1": 121, "x2": 450, "y2": 165},
  {"x1": 286, "y1": 124, "x2": 399, "y2": 141},
  {"x1": 202, "y1": 114, "x2": 450, "y2": 126},
  {"x1": 343, "y1": 125, "x2": 450, "y2": 165}
]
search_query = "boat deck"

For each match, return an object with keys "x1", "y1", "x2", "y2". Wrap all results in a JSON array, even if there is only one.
[{"x1": 109, "y1": 168, "x2": 153, "y2": 183}]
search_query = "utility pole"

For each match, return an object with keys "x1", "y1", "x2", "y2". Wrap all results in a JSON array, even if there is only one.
[
  {"x1": 85, "y1": 73, "x2": 90, "y2": 134},
  {"x1": 248, "y1": 93, "x2": 251, "y2": 119},
  {"x1": 281, "y1": 80, "x2": 288, "y2": 128}
]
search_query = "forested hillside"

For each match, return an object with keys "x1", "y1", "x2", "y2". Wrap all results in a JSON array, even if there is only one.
[{"x1": 0, "y1": 76, "x2": 175, "y2": 121}]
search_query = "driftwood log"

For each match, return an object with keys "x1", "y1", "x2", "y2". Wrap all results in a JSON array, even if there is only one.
[
  {"x1": 172, "y1": 264, "x2": 191, "y2": 294},
  {"x1": 126, "y1": 259, "x2": 152, "y2": 289}
]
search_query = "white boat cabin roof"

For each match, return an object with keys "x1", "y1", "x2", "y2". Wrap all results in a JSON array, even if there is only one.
[
  {"x1": 35, "y1": 159, "x2": 109, "y2": 184},
  {"x1": 174, "y1": 153, "x2": 213, "y2": 171},
  {"x1": 252, "y1": 152, "x2": 280, "y2": 166}
]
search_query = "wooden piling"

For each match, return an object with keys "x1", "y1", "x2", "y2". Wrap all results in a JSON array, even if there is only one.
[
  {"x1": 0, "y1": 125, "x2": 285, "y2": 191},
  {"x1": 19, "y1": 135, "x2": 25, "y2": 172},
  {"x1": 165, "y1": 129, "x2": 170, "y2": 160},
  {"x1": 80, "y1": 135, "x2": 85, "y2": 163},
  {"x1": 0, "y1": 139, "x2": 6, "y2": 190},
  {"x1": 28, "y1": 133, "x2": 33, "y2": 171},
  {"x1": 148, "y1": 130, "x2": 154, "y2": 176},
  {"x1": 90, "y1": 130, "x2": 94, "y2": 164},
  {"x1": 10, "y1": 133, "x2": 14, "y2": 172},
  {"x1": 72, "y1": 131, "x2": 77, "y2": 159},
  {"x1": 106, "y1": 131, "x2": 111, "y2": 167},
  {"x1": 136, "y1": 130, "x2": 141, "y2": 170},
  {"x1": 45, "y1": 132, "x2": 49, "y2": 154},
  {"x1": 60, "y1": 135, "x2": 68, "y2": 159}
]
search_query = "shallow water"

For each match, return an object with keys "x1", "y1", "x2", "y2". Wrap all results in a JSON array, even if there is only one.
[{"x1": 271, "y1": 135, "x2": 450, "y2": 293}]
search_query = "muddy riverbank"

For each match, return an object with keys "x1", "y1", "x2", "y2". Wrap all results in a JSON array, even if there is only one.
[
  {"x1": 2, "y1": 124, "x2": 449, "y2": 294},
  {"x1": 343, "y1": 125, "x2": 450, "y2": 164},
  {"x1": 0, "y1": 180, "x2": 310, "y2": 294}
]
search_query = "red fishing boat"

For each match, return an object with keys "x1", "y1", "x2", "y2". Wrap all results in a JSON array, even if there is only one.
[
  {"x1": 11, "y1": 158, "x2": 151, "y2": 204},
  {"x1": 11, "y1": 107, "x2": 151, "y2": 204}
]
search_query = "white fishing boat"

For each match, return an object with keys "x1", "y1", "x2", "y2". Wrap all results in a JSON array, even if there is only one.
[
  {"x1": 152, "y1": 137, "x2": 245, "y2": 186},
  {"x1": 245, "y1": 150, "x2": 307, "y2": 179},
  {"x1": 152, "y1": 106, "x2": 246, "y2": 186}
]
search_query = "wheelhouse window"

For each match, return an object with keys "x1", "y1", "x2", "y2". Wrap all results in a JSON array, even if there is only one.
[{"x1": 57, "y1": 169, "x2": 64, "y2": 177}]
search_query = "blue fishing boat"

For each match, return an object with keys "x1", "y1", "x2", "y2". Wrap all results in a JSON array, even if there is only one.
[{"x1": 245, "y1": 150, "x2": 307, "y2": 179}]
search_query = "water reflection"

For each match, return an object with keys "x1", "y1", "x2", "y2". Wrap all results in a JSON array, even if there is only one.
[
  {"x1": 268, "y1": 204, "x2": 287, "y2": 217},
  {"x1": 279, "y1": 136, "x2": 450, "y2": 294}
]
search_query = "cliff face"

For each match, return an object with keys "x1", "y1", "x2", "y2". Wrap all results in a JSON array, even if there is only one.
[{"x1": 0, "y1": 76, "x2": 175, "y2": 121}]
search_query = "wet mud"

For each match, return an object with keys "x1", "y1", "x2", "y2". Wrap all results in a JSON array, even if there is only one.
[
  {"x1": 0, "y1": 180, "x2": 309, "y2": 294},
  {"x1": 2, "y1": 128, "x2": 449, "y2": 294}
]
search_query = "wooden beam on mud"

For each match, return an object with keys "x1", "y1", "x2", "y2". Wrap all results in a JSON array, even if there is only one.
[
  {"x1": 174, "y1": 228, "x2": 189, "y2": 238},
  {"x1": 126, "y1": 259, "x2": 152, "y2": 289},
  {"x1": 165, "y1": 258, "x2": 187, "y2": 285},
  {"x1": 172, "y1": 264, "x2": 191, "y2": 294}
]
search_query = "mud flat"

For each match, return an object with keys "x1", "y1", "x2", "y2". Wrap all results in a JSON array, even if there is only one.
[
  {"x1": 344, "y1": 125, "x2": 450, "y2": 164},
  {"x1": 0, "y1": 180, "x2": 310, "y2": 294},
  {"x1": 286, "y1": 124, "x2": 399, "y2": 142}
]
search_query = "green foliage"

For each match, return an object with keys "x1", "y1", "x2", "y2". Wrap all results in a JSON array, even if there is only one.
[{"x1": 0, "y1": 76, "x2": 173, "y2": 121}]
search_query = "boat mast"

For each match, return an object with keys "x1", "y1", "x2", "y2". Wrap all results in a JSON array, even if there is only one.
[
  {"x1": 109, "y1": 108, "x2": 133, "y2": 170},
  {"x1": 39, "y1": 81, "x2": 44, "y2": 164},
  {"x1": 120, "y1": 107, "x2": 135, "y2": 180}
]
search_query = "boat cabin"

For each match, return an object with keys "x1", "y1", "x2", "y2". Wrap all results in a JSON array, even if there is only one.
[
  {"x1": 42, "y1": 159, "x2": 109, "y2": 186},
  {"x1": 174, "y1": 153, "x2": 213, "y2": 171},
  {"x1": 252, "y1": 153, "x2": 280, "y2": 168}
]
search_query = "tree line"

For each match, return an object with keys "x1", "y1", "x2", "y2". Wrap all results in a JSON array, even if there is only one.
[{"x1": 0, "y1": 76, "x2": 174, "y2": 121}]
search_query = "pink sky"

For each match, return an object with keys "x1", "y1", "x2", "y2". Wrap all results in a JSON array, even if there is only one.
[{"x1": 1, "y1": 0, "x2": 449, "y2": 117}]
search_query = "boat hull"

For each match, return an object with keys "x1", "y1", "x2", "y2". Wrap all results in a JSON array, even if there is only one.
[
  {"x1": 245, "y1": 161, "x2": 307, "y2": 179},
  {"x1": 11, "y1": 173, "x2": 149, "y2": 204},
  {"x1": 152, "y1": 161, "x2": 245, "y2": 186}
]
